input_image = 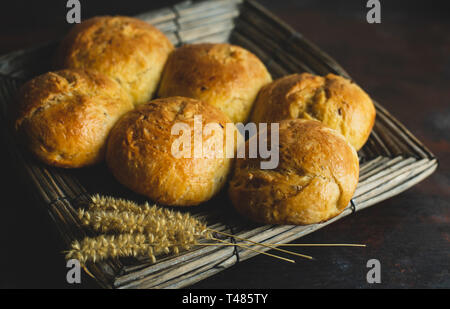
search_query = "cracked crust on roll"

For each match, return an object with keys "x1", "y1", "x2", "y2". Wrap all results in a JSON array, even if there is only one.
[
  {"x1": 106, "y1": 96, "x2": 241, "y2": 206},
  {"x1": 228, "y1": 119, "x2": 359, "y2": 225},
  {"x1": 250, "y1": 73, "x2": 376, "y2": 150},
  {"x1": 55, "y1": 16, "x2": 174, "y2": 105},
  {"x1": 14, "y1": 69, "x2": 134, "y2": 168},
  {"x1": 157, "y1": 43, "x2": 272, "y2": 123}
]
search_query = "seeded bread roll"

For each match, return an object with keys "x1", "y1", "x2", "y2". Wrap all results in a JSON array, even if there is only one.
[
  {"x1": 56, "y1": 16, "x2": 174, "y2": 105},
  {"x1": 228, "y1": 119, "x2": 359, "y2": 225},
  {"x1": 106, "y1": 96, "x2": 240, "y2": 206},
  {"x1": 157, "y1": 43, "x2": 272, "y2": 123},
  {"x1": 250, "y1": 73, "x2": 376, "y2": 150},
  {"x1": 14, "y1": 69, "x2": 134, "y2": 168}
]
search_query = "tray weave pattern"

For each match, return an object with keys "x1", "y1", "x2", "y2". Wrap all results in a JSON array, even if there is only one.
[{"x1": 0, "y1": 0, "x2": 437, "y2": 289}]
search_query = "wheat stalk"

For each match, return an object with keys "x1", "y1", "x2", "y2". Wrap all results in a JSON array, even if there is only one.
[
  {"x1": 66, "y1": 233, "x2": 175, "y2": 264},
  {"x1": 66, "y1": 195, "x2": 214, "y2": 266},
  {"x1": 78, "y1": 209, "x2": 208, "y2": 238},
  {"x1": 68, "y1": 195, "x2": 364, "y2": 268},
  {"x1": 69, "y1": 195, "x2": 302, "y2": 266},
  {"x1": 210, "y1": 228, "x2": 314, "y2": 260},
  {"x1": 211, "y1": 237, "x2": 296, "y2": 264}
]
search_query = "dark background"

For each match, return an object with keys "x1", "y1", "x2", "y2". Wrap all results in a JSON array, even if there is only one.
[{"x1": 0, "y1": 0, "x2": 448, "y2": 289}]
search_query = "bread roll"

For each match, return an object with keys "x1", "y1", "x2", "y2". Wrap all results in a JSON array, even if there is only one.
[
  {"x1": 157, "y1": 43, "x2": 272, "y2": 123},
  {"x1": 106, "y1": 96, "x2": 240, "y2": 206},
  {"x1": 250, "y1": 73, "x2": 376, "y2": 150},
  {"x1": 56, "y1": 16, "x2": 174, "y2": 106},
  {"x1": 14, "y1": 69, "x2": 134, "y2": 168},
  {"x1": 228, "y1": 119, "x2": 359, "y2": 225}
]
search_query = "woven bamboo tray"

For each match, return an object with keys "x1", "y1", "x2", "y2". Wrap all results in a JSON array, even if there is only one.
[{"x1": 0, "y1": 0, "x2": 438, "y2": 289}]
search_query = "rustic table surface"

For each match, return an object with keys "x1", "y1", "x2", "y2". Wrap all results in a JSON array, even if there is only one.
[{"x1": 0, "y1": 0, "x2": 448, "y2": 289}]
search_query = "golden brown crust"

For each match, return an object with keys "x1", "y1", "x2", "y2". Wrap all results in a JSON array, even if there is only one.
[
  {"x1": 250, "y1": 73, "x2": 376, "y2": 150},
  {"x1": 56, "y1": 16, "x2": 174, "y2": 105},
  {"x1": 106, "y1": 96, "x2": 240, "y2": 206},
  {"x1": 15, "y1": 69, "x2": 134, "y2": 168},
  {"x1": 157, "y1": 43, "x2": 272, "y2": 123},
  {"x1": 228, "y1": 119, "x2": 359, "y2": 225}
]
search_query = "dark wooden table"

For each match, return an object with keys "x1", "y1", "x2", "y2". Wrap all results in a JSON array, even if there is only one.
[{"x1": 0, "y1": 0, "x2": 448, "y2": 289}]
